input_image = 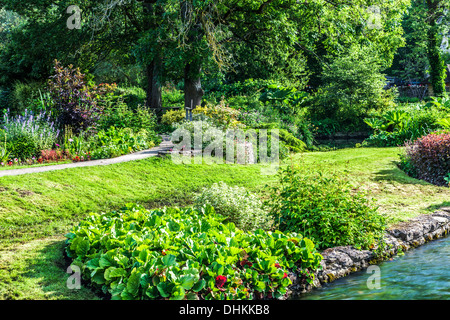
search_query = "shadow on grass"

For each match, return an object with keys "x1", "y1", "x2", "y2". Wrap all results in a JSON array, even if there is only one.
[
  {"x1": 372, "y1": 161, "x2": 431, "y2": 186},
  {"x1": 18, "y1": 239, "x2": 99, "y2": 300},
  {"x1": 426, "y1": 201, "x2": 450, "y2": 212}
]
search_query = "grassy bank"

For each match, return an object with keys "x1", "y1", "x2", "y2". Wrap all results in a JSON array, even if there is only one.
[{"x1": 0, "y1": 147, "x2": 449, "y2": 300}]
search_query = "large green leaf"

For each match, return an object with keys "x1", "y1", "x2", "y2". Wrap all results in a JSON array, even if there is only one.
[
  {"x1": 162, "y1": 254, "x2": 177, "y2": 267},
  {"x1": 170, "y1": 285, "x2": 186, "y2": 300},
  {"x1": 126, "y1": 270, "x2": 141, "y2": 297},
  {"x1": 192, "y1": 279, "x2": 206, "y2": 292},
  {"x1": 179, "y1": 274, "x2": 199, "y2": 290}
]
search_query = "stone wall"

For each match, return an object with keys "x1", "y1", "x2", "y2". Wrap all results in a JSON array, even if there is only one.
[{"x1": 287, "y1": 208, "x2": 450, "y2": 298}]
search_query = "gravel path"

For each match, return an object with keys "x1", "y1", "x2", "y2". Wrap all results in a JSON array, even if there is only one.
[{"x1": 0, "y1": 136, "x2": 173, "y2": 177}]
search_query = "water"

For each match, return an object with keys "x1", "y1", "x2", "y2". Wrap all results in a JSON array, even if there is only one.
[{"x1": 299, "y1": 236, "x2": 450, "y2": 300}]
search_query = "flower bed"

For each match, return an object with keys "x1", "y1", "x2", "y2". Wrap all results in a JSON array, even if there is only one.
[{"x1": 65, "y1": 204, "x2": 323, "y2": 300}]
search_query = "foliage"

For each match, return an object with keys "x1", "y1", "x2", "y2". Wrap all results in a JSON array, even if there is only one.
[
  {"x1": 425, "y1": 0, "x2": 448, "y2": 98},
  {"x1": 363, "y1": 105, "x2": 444, "y2": 147},
  {"x1": 65, "y1": 204, "x2": 322, "y2": 300},
  {"x1": 309, "y1": 45, "x2": 394, "y2": 129},
  {"x1": 401, "y1": 131, "x2": 450, "y2": 186},
  {"x1": 162, "y1": 86, "x2": 184, "y2": 109},
  {"x1": 112, "y1": 86, "x2": 147, "y2": 111},
  {"x1": 193, "y1": 101, "x2": 244, "y2": 129},
  {"x1": 172, "y1": 120, "x2": 223, "y2": 151},
  {"x1": 46, "y1": 60, "x2": 105, "y2": 134},
  {"x1": 161, "y1": 109, "x2": 186, "y2": 126},
  {"x1": 0, "y1": 129, "x2": 10, "y2": 163},
  {"x1": 425, "y1": 96, "x2": 450, "y2": 111},
  {"x1": 251, "y1": 124, "x2": 307, "y2": 154},
  {"x1": 194, "y1": 182, "x2": 272, "y2": 232},
  {"x1": 259, "y1": 84, "x2": 309, "y2": 116},
  {"x1": 88, "y1": 126, "x2": 155, "y2": 160},
  {"x1": 8, "y1": 81, "x2": 46, "y2": 115},
  {"x1": 265, "y1": 166, "x2": 386, "y2": 250},
  {"x1": 205, "y1": 79, "x2": 283, "y2": 102},
  {"x1": 98, "y1": 99, "x2": 158, "y2": 140},
  {"x1": 1, "y1": 109, "x2": 60, "y2": 160}
]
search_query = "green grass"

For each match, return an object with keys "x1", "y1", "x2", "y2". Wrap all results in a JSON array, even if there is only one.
[
  {"x1": 0, "y1": 156, "x2": 273, "y2": 248},
  {"x1": 0, "y1": 147, "x2": 449, "y2": 300},
  {"x1": 292, "y1": 147, "x2": 450, "y2": 223}
]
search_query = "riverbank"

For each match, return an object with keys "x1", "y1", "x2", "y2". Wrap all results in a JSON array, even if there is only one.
[{"x1": 287, "y1": 208, "x2": 450, "y2": 298}]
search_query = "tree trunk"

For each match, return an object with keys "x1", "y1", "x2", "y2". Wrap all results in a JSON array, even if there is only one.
[
  {"x1": 181, "y1": 1, "x2": 204, "y2": 110},
  {"x1": 426, "y1": 0, "x2": 447, "y2": 97},
  {"x1": 143, "y1": 0, "x2": 163, "y2": 114},
  {"x1": 184, "y1": 59, "x2": 204, "y2": 110},
  {"x1": 145, "y1": 57, "x2": 162, "y2": 115}
]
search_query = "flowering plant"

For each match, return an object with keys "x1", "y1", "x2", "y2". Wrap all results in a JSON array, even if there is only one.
[{"x1": 65, "y1": 205, "x2": 322, "y2": 300}]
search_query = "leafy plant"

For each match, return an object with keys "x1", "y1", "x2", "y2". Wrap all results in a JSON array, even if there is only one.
[
  {"x1": 0, "y1": 129, "x2": 10, "y2": 163},
  {"x1": 425, "y1": 96, "x2": 450, "y2": 111},
  {"x1": 436, "y1": 117, "x2": 450, "y2": 129},
  {"x1": 194, "y1": 182, "x2": 272, "y2": 231},
  {"x1": 161, "y1": 109, "x2": 186, "y2": 126},
  {"x1": 1, "y1": 108, "x2": 60, "y2": 160},
  {"x1": 46, "y1": 60, "x2": 112, "y2": 133},
  {"x1": 364, "y1": 105, "x2": 444, "y2": 147},
  {"x1": 402, "y1": 132, "x2": 450, "y2": 186},
  {"x1": 65, "y1": 204, "x2": 323, "y2": 300},
  {"x1": 265, "y1": 165, "x2": 386, "y2": 250},
  {"x1": 89, "y1": 126, "x2": 153, "y2": 160}
]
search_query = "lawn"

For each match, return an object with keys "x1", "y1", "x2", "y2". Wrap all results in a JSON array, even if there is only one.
[{"x1": 0, "y1": 147, "x2": 449, "y2": 300}]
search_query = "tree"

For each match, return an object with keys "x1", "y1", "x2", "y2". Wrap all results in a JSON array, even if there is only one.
[{"x1": 426, "y1": 0, "x2": 449, "y2": 97}]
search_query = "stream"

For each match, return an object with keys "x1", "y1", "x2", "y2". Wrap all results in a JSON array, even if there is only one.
[{"x1": 298, "y1": 236, "x2": 450, "y2": 300}]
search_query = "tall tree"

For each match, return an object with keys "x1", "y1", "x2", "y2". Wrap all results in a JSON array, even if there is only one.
[{"x1": 426, "y1": 0, "x2": 449, "y2": 97}]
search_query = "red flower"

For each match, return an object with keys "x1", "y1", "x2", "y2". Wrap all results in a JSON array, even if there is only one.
[
  {"x1": 274, "y1": 263, "x2": 281, "y2": 269},
  {"x1": 215, "y1": 275, "x2": 227, "y2": 288},
  {"x1": 283, "y1": 273, "x2": 288, "y2": 278}
]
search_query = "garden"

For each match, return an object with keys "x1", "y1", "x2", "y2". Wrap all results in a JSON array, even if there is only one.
[{"x1": 0, "y1": 0, "x2": 450, "y2": 306}]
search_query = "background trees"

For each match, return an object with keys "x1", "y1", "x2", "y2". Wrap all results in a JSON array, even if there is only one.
[{"x1": 0, "y1": 0, "x2": 415, "y2": 111}]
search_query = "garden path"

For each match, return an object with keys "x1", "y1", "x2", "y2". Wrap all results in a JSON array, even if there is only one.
[{"x1": 0, "y1": 135, "x2": 173, "y2": 177}]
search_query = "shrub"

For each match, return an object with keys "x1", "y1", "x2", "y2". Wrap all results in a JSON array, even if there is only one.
[
  {"x1": 98, "y1": 99, "x2": 158, "y2": 138},
  {"x1": 309, "y1": 46, "x2": 393, "y2": 129},
  {"x1": 401, "y1": 131, "x2": 450, "y2": 186},
  {"x1": 9, "y1": 81, "x2": 46, "y2": 115},
  {"x1": 47, "y1": 60, "x2": 114, "y2": 133},
  {"x1": 265, "y1": 166, "x2": 386, "y2": 250},
  {"x1": 172, "y1": 120, "x2": 223, "y2": 150},
  {"x1": 113, "y1": 86, "x2": 146, "y2": 111},
  {"x1": 65, "y1": 204, "x2": 323, "y2": 300},
  {"x1": 195, "y1": 101, "x2": 244, "y2": 129},
  {"x1": 194, "y1": 182, "x2": 272, "y2": 231},
  {"x1": 2, "y1": 109, "x2": 60, "y2": 160},
  {"x1": 251, "y1": 125, "x2": 306, "y2": 154},
  {"x1": 161, "y1": 109, "x2": 185, "y2": 126},
  {"x1": 88, "y1": 126, "x2": 154, "y2": 160},
  {"x1": 162, "y1": 86, "x2": 184, "y2": 109},
  {"x1": 363, "y1": 107, "x2": 443, "y2": 147}
]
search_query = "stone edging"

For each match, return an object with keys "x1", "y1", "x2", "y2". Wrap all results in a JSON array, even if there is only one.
[{"x1": 287, "y1": 208, "x2": 450, "y2": 298}]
